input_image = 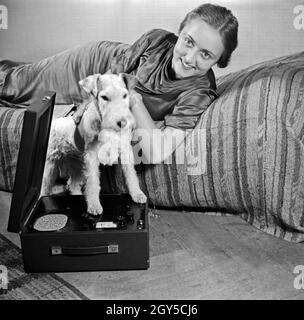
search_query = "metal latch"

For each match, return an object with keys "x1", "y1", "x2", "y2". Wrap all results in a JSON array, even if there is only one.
[
  {"x1": 51, "y1": 246, "x2": 62, "y2": 255},
  {"x1": 107, "y1": 244, "x2": 119, "y2": 253},
  {"x1": 42, "y1": 95, "x2": 51, "y2": 101}
]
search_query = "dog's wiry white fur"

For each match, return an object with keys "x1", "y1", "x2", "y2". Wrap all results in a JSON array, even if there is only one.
[{"x1": 41, "y1": 73, "x2": 147, "y2": 215}]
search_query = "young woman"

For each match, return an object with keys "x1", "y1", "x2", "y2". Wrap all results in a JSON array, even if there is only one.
[
  {"x1": 0, "y1": 3, "x2": 238, "y2": 165},
  {"x1": 108, "y1": 3, "x2": 239, "y2": 163}
]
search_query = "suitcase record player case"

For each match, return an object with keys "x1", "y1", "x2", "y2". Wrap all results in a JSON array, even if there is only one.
[{"x1": 8, "y1": 91, "x2": 150, "y2": 273}]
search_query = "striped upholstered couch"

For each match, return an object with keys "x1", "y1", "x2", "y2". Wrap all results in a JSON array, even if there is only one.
[{"x1": 1, "y1": 44, "x2": 304, "y2": 242}]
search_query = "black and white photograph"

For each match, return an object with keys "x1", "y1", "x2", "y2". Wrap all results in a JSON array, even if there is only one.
[{"x1": 0, "y1": 0, "x2": 304, "y2": 304}]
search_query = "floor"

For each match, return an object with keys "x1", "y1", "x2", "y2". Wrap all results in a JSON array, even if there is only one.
[{"x1": 1, "y1": 190, "x2": 304, "y2": 300}]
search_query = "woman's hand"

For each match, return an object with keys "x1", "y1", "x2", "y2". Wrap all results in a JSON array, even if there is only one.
[{"x1": 129, "y1": 91, "x2": 188, "y2": 164}]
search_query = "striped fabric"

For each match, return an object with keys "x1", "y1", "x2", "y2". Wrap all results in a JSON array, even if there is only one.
[
  {"x1": 0, "y1": 105, "x2": 24, "y2": 192},
  {"x1": 109, "y1": 51, "x2": 304, "y2": 242},
  {"x1": 1, "y1": 51, "x2": 304, "y2": 242}
]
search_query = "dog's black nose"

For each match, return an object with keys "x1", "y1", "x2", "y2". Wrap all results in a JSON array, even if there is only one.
[{"x1": 117, "y1": 120, "x2": 127, "y2": 128}]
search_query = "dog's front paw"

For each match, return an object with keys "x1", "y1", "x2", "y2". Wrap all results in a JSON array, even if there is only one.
[
  {"x1": 87, "y1": 202, "x2": 103, "y2": 216},
  {"x1": 130, "y1": 191, "x2": 147, "y2": 204}
]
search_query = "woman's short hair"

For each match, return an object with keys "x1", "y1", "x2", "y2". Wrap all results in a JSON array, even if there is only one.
[{"x1": 179, "y1": 3, "x2": 239, "y2": 68}]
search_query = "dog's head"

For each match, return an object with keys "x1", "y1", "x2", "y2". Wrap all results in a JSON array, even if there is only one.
[{"x1": 77, "y1": 73, "x2": 137, "y2": 132}]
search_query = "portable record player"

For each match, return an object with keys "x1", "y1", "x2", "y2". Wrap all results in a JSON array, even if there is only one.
[{"x1": 8, "y1": 91, "x2": 149, "y2": 273}]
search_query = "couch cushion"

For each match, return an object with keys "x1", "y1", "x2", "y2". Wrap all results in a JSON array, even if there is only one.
[
  {"x1": 196, "y1": 51, "x2": 304, "y2": 242},
  {"x1": 109, "y1": 51, "x2": 304, "y2": 242}
]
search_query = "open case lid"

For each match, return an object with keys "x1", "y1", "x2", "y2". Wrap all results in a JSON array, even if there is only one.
[{"x1": 8, "y1": 91, "x2": 56, "y2": 233}]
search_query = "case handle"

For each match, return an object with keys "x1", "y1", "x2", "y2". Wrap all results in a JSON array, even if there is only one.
[{"x1": 50, "y1": 244, "x2": 119, "y2": 256}]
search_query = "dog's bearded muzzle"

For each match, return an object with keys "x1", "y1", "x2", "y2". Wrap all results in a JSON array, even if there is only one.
[{"x1": 101, "y1": 109, "x2": 136, "y2": 132}]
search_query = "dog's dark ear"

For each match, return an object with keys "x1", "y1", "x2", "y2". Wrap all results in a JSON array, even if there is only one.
[
  {"x1": 119, "y1": 73, "x2": 138, "y2": 91},
  {"x1": 79, "y1": 74, "x2": 102, "y2": 97},
  {"x1": 73, "y1": 103, "x2": 88, "y2": 125}
]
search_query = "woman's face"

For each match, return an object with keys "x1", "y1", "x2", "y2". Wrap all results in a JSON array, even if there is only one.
[{"x1": 172, "y1": 18, "x2": 224, "y2": 79}]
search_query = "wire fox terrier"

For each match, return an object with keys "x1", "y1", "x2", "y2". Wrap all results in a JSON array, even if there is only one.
[{"x1": 41, "y1": 73, "x2": 147, "y2": 215}]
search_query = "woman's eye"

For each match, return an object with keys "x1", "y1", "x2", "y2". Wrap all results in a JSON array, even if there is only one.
[
  {"x1": 100, "y1": 95, "x2": 109, "y2": 101},
  {"x1": 200, "y1": 51, "x2": 211, "y2": 59},
  {"x1": 184, "y1": 37, "x2": 193, "y2": 47}
]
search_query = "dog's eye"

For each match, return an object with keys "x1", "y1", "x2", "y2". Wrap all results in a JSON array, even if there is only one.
[
  {"x1": 100, "y1": 95, "x2": 109, "y2": 101},
  {"x1": 123, "y1": 93, "x2": 127, "y2": 99}
]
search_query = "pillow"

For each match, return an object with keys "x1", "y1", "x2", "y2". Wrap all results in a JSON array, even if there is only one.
[
  {"x1": 0, "y1": 41, "x2": 128, "y2": 105},
  {"x1": 194, "y1": 51, "x2": 304, "y2": 242},
  {"x1": 109, "y1": 51, "x2": 304, "y2": 242}
]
